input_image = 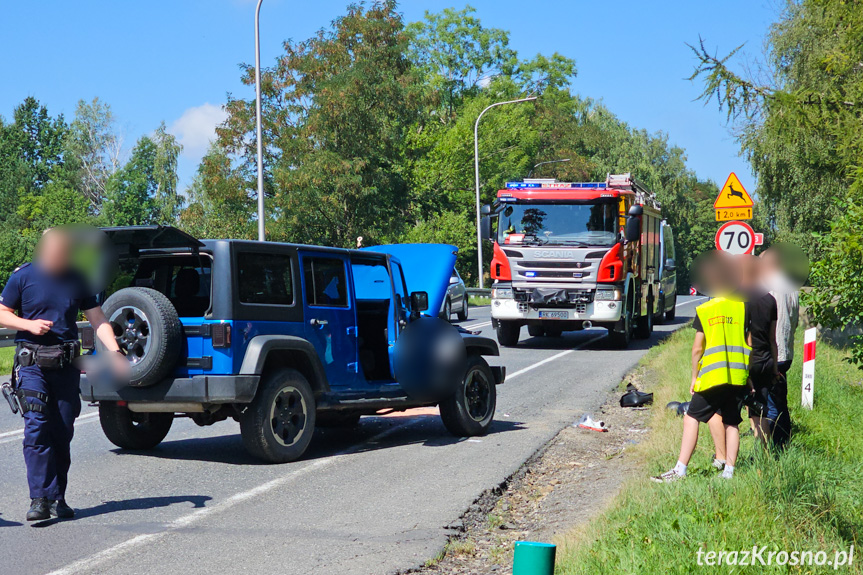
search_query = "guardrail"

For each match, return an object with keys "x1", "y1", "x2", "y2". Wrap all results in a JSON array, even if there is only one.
[
  {"x1": 466, "y1": 288, "x2": 491, "y2": 297},
  {"x1": 0, "y1": 322, "x2": 90, "y2": 349}
]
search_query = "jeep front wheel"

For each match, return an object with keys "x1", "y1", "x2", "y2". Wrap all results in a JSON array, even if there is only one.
[
  {"x1": 99, "y1": 402, "x2": 173, "y2": 450},
  {"x1": 439, "y1": 355, "x2": 496, "y2": 437},
  {"x1": 240, "y1": 368, "x2": 316, "y2": 463}
]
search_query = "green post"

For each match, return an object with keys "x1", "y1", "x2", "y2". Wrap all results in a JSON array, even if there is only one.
[{"x1": 513, "y1": 541, "x2": 556, "y2": 575}]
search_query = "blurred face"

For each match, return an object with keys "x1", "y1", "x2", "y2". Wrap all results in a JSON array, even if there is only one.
[{"x1": 35, "y1": 229, "x2": 71, "y2": 274}]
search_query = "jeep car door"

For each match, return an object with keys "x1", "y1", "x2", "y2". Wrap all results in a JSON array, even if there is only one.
[
  {"x1": 389, "y1": 260, "x2": 409, "y2": 376},
  {"x1": 300, "y1": 254, "x2": 358, "y2": 388}
]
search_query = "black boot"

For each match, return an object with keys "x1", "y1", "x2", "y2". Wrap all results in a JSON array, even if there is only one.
[
  {"x1": 26, "y1": 498, "x2": 52, "y2": 521},
  {"x1": 50, "y1": 499, "x2": 75, "y2": 519}
]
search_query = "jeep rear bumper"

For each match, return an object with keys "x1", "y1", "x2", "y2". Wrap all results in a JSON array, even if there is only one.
[{"x1": 80, "y1": 375, "x2": 260, "y2": 404}]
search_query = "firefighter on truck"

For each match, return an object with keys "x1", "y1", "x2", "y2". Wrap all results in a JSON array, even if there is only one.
[{"x1": 480, "y1": 173, "x2": 677, "y2": 349}]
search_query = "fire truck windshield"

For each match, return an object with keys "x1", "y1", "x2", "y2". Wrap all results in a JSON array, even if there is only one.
[{"x1": 497, "y1": 202, "x2": 619, "y2": 247}]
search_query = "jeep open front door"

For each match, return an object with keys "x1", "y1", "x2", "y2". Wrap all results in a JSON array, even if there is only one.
[{"x1": 300, "y1": 254, "x2": 358, "y2": 388}]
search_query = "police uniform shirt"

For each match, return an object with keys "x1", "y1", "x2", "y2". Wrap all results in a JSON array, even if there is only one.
[{"x1": 0, "y1": 263, "x2": 98, "y2": 346}]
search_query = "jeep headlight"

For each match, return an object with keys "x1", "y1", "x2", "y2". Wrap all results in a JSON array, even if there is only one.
[
  {"x1": 595, "y1": 289, "x2": 622, "y2": 301},
  {"x1": 492, "y1": 287, "x2": 513, "y2": 299}
]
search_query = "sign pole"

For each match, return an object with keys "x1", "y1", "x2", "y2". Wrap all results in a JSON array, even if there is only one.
[{"x1": 801, "y1": 328, "x2": 816, "y2": 409}]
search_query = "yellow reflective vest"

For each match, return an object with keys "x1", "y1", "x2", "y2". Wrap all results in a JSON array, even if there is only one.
[{"x1": 693, "y1": 297, "x2": 751, "y2": 392}]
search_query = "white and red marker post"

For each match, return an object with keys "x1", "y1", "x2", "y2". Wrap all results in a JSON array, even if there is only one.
[{"x1": 801, "y1": 328, "x2": 816, "y2": 409}]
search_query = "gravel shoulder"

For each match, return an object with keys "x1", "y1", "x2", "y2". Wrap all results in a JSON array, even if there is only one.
[{"x1": 406, "y1": 370, "x2": 653, "y2": 575}]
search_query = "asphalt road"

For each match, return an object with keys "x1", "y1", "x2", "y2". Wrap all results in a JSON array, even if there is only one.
[{"x1": 0, "y1": 296, "x2": 704, "y2": 575}]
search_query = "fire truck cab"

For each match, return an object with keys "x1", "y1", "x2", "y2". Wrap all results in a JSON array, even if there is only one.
[{"x1": 480, "y1": 174, "x2": 677, "y2": 348}]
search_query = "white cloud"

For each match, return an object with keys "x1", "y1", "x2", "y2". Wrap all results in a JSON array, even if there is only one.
[{"x1": 169, "y1": 102, "x2": 228, "y2": 156}]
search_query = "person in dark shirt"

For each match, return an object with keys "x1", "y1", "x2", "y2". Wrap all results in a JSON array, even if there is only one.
[
  {"x1": 0, "y1": 229, "x2": 125, "y2": 521},
  {"x1": 746, "y1": 289, "x2": 780, "y2": 444}
]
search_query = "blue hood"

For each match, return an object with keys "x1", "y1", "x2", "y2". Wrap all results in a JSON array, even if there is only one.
[{"x1": 363, "y1": 244, "x2": 457, "y2": 316}]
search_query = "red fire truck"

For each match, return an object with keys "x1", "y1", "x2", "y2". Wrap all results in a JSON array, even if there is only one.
[{"x1": 480, "y1": 174, "x2": 677, "y2": 348}]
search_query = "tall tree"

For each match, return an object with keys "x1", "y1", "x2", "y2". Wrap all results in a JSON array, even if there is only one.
[
  {"x1": 103, "y1": 126, "x2": 182, "y2": 226},
  {"x1": 65, "y1": 97, "x2": 122, "y2": 208},
  {"x1": 217, "y1": 0, "x2": 420, "y2": 246},
  {"x1": 688, "y1": 0, "x2": 863, "y2": 364}
]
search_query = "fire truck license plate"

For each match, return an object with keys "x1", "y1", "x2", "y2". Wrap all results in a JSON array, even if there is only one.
[{"x1": 539, "y1": 311, "x2": 568, "y2": 319}]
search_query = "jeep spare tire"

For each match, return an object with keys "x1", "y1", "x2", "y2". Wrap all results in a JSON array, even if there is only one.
[{"x1": 98, "y1": 287, "x2": 183, "y2": 387}]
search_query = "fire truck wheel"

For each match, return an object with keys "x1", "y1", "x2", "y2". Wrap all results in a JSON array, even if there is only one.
[
  {"x1": 635, "y1": 294, "x2": 654, "y2": 339},
  {"x1": 527, "y1": 324, "x2": 545, "y2": 337},
  {"x1": 608, "y1": 293, "x2": 633, "y2": 349},
  {"x1": 496, "y1": 321, "x2": 520, "y2": 347}
]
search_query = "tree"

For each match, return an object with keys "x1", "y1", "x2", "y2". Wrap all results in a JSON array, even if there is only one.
[
  {"x1": 688, "y1": 0, "x2": 863, "y2": 364},
  {"x1": 65, "y1": 97, "x2": 122, "y2": 209},
  {"x1": 216, "y1": 0, "x2": 419, "y2": 247},
  {"x1": 103, "y1": 125, "x2": 182, "y2": 226}
]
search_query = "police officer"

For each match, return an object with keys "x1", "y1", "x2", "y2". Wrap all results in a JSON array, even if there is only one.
[
  {"x1": 653, "y1": 294, "x2": 752, "y2": 482},
  {"x1": 0, "y1": 229, "x2": 124, "y2": 521}
]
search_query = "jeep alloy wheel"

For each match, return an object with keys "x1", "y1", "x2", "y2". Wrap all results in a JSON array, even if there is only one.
[
  {"x1": 240, "y1": 368, "x2": 316, "y2": 463},
  {"x1": 269, "y1": 385, "x2": 308, "y2": 447},
  {"x1": 440, "y1": 355, "x2": 496, "y2": 437}
]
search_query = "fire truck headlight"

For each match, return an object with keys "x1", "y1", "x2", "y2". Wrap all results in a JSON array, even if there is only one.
[
  {"x1": 595, "y1": 289, "x2": 622, "y2": 301},
  {"x1": 492, "y1": 287, "x2": 513, "y2": 299}
]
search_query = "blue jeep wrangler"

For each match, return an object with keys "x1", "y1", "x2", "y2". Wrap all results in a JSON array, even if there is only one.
[{"x1": 80, "y1": 226, "x2": 505, "y2": 463}]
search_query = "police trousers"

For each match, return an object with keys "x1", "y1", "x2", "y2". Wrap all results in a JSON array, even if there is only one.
[{"x1": 19, "y1": 364, "x2": 81, "y2": 500}]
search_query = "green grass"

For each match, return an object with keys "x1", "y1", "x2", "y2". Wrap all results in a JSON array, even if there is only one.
[
  {"x1": 469, "y1": 295, "x2": 491, "y2": 307},
  {"x1": 0, "y1": 346, "x2": 14, "y2": 375},
  {"x1": 555, "y1": 326, "x2": 863, "y2": 574}
]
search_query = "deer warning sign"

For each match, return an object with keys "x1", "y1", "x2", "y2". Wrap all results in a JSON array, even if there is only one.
[{"x1": 714, "y1": 173, "x2": 754, "y2": 209}]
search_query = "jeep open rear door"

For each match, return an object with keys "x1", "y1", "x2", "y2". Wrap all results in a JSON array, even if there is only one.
[{"x1": 102, "y1": 225, "x2": 204, "y2": 258}]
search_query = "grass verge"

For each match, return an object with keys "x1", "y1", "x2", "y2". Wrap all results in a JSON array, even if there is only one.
[
  {"x1": 0, "y1": 346, "x2": 14, "y2": 375},
  {"x1": 468, "y1": 295, "x2": 490, "y2": 307},
  {"x1": 556, "y1": 325, "x2": 863, "y2": 574}
]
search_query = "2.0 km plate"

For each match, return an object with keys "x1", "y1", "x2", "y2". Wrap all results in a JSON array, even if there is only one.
[{"x1": 539, "y1": 311, "x2": 568, "y2": 319}]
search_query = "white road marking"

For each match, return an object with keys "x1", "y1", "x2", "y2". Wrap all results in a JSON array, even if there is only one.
[
  {"x1": 505, "y1": 296, "x2": 706, "y2": 382},
  {"x1": 44, "y1": 419, "x2": 421, "y2": 575},
  {"x1": 0, "y1": 411, "x2": 99, "y2": 444},
  {"x1": 677, "y1": 296, "x2": 707, "y2": 308},
  {"x1": 507, "y1": 334, "x2": 606, "y2": 381},
  {"x1": 463, "y1": 321, "x2": 491, "y2": 330}
]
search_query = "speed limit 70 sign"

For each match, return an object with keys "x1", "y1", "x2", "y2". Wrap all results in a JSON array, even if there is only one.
[{"x1": 715, "y1": 220, "x2": 755, "y2": 255}]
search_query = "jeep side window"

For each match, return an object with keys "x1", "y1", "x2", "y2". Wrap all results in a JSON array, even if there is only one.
[
  {"x1": 238, "y1": 253, "x2": 294, "y2": 305},
  {"x1": 304, "y1": 258, "x2": 348, "y2": 307},
  {"x1": 391, "y1": 261, "x2": 408, "y2": 310}
]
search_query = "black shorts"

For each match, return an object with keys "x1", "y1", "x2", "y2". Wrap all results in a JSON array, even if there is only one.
[{"x1": 688, "y1": 384, "x2": 744, "y2": 426}]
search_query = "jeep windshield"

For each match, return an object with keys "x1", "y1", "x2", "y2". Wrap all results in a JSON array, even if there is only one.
[{"x1": 497, "y1": 202, "x2": 619, "y2": 247}]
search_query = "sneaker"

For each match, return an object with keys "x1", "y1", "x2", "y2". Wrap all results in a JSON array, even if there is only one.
[
  {"x1": 651, "y1": 469, "x2": 684, "y2": 483},
  {"x1": 712, "y1": 458, "x2": 726, "y2": 470},
  {"x1": 26, "y1": 498, "x2": 52, "y2": 521},
  {"x1": 51, "y1": 499, "x2": 75, "y2": 519}
]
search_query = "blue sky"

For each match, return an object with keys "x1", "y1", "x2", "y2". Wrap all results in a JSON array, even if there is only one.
[{"x1": 0, "y1": 0, "x2": 779, "y2": 196}]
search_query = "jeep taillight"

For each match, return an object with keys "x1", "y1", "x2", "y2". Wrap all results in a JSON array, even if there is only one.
[{"x1": 211, "y1": 324, "x2": 231, "y2": 348}]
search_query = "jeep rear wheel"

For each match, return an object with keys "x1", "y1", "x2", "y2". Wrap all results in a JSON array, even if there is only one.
[
  {"x1": 99, "y1": 287, "x2": 183, "y2": 388},
  {"x1": 240, "y1": 368, "x2": 316, "y2": 463},
  {"x1": 439, "y1": 355, "x2": 496, "y2": 437},
  {"x1": 99, "y1": 402, "x2": 173, "y2": 450}
]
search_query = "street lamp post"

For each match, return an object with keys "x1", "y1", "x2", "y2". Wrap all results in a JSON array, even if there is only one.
[
  {"x1": 254, "y1": 0, "x2": 266, "y2": 241},
  {"x1": 528, "y1": 158, "x2": 571, "y2": 178},
  {"x1": 474, "y1": 96, "x2": 537, "y2": 289}
]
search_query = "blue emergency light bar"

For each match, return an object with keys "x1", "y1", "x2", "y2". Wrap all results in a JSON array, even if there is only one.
[{"x1": 505, "y1": 181, "x2": 607, "y2": 189}]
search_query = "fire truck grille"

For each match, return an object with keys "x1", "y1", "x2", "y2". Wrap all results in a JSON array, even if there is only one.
[
  {"x1": 517, "y1": 261, "x2": 588, "y2": 269},
  {"x1": 576, "y1": 303, "x2": 587, "y2": 314}
]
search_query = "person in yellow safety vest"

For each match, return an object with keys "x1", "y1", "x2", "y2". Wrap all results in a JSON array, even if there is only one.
[{"x1": 653, "y1": 296, "x2": 752, "y2": 482}]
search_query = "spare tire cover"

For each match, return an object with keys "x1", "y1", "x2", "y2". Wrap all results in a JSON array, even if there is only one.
[{"x1": 98, "y1": 287, "x2": 183, "y2": 387}]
